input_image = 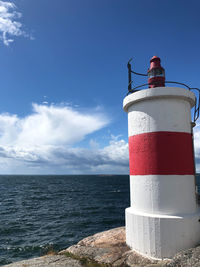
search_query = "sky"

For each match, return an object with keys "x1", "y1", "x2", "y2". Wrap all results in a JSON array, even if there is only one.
[{"x1": 0, "y1": 0, "x2": 199, "y2": 174}]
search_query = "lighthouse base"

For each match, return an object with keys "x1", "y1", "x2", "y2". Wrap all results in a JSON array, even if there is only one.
[{"x1": 126, "y1": 207, "x2": 200, "y2": 259}]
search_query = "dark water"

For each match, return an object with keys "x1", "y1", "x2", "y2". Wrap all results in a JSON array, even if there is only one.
[
  {"x1": 0, "y1": 175, "x2": 130, "y2": 265},
  {"x1": 1, "y1": 174, "x2": 200, "y2": 266}
]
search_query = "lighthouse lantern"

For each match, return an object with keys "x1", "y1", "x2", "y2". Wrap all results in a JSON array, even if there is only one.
[{"x1": 147, "y1": 56, "x2": 165, "y2": 88}]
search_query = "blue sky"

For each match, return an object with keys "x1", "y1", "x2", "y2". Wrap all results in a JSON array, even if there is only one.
[{"x1": 0, "y1": 0, "x2": 199, "y2": 174}]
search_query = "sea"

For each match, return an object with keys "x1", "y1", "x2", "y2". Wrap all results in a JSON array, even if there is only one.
[{"x1": 0, "y1": 174, "x2": 200, "y2": 266}]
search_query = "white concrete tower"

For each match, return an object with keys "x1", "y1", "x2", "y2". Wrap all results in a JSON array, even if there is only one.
[{"x1": 123, "y1": 57, "x2": 200, "y2": 259}]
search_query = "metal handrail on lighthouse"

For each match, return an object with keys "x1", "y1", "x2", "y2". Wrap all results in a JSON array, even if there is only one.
[{"x1": 127, "y1": 58, "x2": 200, "y2": 125}]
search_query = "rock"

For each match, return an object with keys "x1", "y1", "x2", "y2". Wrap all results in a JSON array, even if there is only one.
[
  {"x1": 3, "y1": 227, "x2": 200, "y2": 267},
  {"x1": 60, "y1": 227, "x2": 129, "y2": 264},
  {"x1": 60, "y1": 227, "x2": 169, "y2": 266},
  {"x1": 167, "y1": 246, "x2": 200, "y2": 267},
  {"x1": 2, "y1": 255, "x2": 82, "y2": 267},
  {"x1": 77, "y1": 226, "x2": 126, "y2": 247}
]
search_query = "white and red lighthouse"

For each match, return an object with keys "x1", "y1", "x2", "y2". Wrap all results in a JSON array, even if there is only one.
[{"x1": 123, "y1": 56, "x2": 200, "y2": 259}]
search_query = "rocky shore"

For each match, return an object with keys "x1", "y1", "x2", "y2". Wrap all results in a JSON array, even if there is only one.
[{"x1": 3, "y1": 227, "x2": 200, "y2": 267}]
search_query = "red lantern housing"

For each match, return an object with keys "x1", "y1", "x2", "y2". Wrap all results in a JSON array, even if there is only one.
[{"x1": 148, "y1": 56, "x2": 165, "y2": 88}]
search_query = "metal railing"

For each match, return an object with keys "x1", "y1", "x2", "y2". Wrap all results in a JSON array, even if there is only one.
[{"x1": 127, "y1": 59, "x2": 200, "y2": 124}]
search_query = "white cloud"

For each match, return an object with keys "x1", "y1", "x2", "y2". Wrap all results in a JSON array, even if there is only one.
[
  {"x1": 0, "y1": 103, "x2": 130, "y2": 174},
  {"x1": 0, "y1": 103, "x2": 109, "y2": 147},
  {"x1": 0, "y1": 1, "x2": 28, "y2": 45}
]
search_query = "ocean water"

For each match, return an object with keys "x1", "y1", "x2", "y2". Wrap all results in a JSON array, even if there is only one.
[
  {"x1": 0, "y1": 175, "x2": 129, "y2": 265},
  {"x1": 0, "y1": 174, "x2": 200, "y2": 266}
]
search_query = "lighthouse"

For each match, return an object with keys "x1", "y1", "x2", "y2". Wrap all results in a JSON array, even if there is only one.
[{"x1": 123, "y1": 56, "x2": 200, "y2": 259}]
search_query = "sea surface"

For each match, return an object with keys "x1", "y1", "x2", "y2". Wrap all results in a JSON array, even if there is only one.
[
  {"x1": 0, "y1": 175, "x2": 130, "y2": 265},
  {"x1": 0, "y1": 174, "x2": 200, "y2": 266}
]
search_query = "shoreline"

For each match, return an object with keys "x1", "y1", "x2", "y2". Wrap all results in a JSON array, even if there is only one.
[{"x1": 3, "y1": 227, "x2": 200, "y2": 267}]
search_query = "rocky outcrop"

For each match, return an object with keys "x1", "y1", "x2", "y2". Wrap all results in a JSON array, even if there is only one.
[
  {"x1": 3, "y1": 227, "x2": 200, "y2": 266},
  {"x1": 60, "y1": 227, "x2": 169, "y2": 266},
  {"x1": 2, "y1": 255, "x2": 82, "y2": 267},
  {"x1": 168, "y1": 246, "x2": 200, "y2": 267}
]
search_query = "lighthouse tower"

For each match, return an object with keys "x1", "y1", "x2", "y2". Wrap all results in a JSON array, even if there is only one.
[{"x1": 123, "y1": 56, "x2": 200, "y2": 259}]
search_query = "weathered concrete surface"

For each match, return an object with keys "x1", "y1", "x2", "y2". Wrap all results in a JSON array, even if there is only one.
[{"x1": 3, "y1": 227, "x2": 200, "y2": 267}]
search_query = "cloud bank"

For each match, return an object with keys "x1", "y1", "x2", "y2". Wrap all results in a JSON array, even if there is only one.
[
  {"x1": 0, "y1": 1, "x2": 27, "y2": 45},
  {"x1": 0, "y1": 103, "x2": 129, "y2": 174},
  {"x1": 0, "y1": 102, "x2": 199, "y2": 174}
]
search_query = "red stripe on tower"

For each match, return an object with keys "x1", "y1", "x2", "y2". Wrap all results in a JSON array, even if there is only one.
[{"x1": 129, "y1": 131, "x2": 195, "y2": 175}]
